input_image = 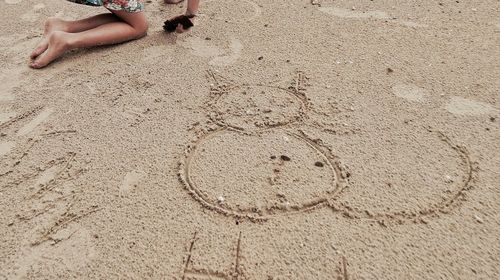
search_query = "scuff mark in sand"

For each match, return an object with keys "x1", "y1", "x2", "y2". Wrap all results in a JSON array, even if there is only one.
[
  {"x1": 0, "y1": 141, "x2": 15, "y2": 156},
  {"x1": 180, "y1": 37, "x2": 243, "y2": 67},
  {"x1": 445, "y1": 96, "x2": 498, "y2": 116},
  {"x1": 209, "y1": 38, "x2": 243, "y2": 67},
  {"x1": 392, "y1": 84, "x2": 427, "y2": 102},
  {"x1": 318, "y1": 6, "x2": 428, "y2": 28},
  {"x1": 119, "y1": 170, "x2": 146, "y2": 198},
  {"x1": 319, "y1": 7, "x2": 389, "y2": 19}
]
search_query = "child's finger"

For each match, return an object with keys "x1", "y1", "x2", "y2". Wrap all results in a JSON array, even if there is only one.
[{"x1": 175, "y1": 23, "x2": 185, "y2": 33}]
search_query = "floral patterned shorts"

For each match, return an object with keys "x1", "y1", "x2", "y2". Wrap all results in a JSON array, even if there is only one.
[{"x1": 66, "y1": 0, "x2": 144, "y2": 13}]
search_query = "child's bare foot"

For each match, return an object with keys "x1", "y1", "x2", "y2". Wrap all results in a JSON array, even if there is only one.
[
  {"x1": 30, "y1": 31, "x2": 72, "y2": 69},
  {"x1": 30, "y1": 17, "x2": 68, "y2": 60}
]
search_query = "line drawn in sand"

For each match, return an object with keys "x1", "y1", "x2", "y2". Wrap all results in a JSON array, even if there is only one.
[
  {"x1": 0, "y1": 106, "x2": 44, "y2": 131},
  {"x1": 179, "y1": 128, "x2": 348, "y2": 222},
  {"x1": 0, "y1": 106, "x2": 53, "y2": 141},
  {"x1": 178, "y1": 71, "x2": 348, "y2": 222},
  {"x1": 0, "y1": 112, "x2": 16, "y2": 125},
  {"x1": 31, "y1": 204, "x2": 101, "y2": 246},
  {"x1": 1, "y1": 190, "x2": 98, "y2": 279},
  {"x1": 0, "y1": 137, "x2": 81, "y2": 191},
  {"x1": 16, "y1": 107, "x2": 54, "y2": 137},
  {"x1": 205, "y1": 70, "x2": 310, "y2": 131},
  {"x1": 182, "y1": 231, "x2": 245, "y2": 280},
  {"x1": 340, "y1": 256, "x2": 349, "y2": 280},
  {"x1": 178, "y1": 71, "x2": 476, "y2": 225},
  {"x1": 180, "y1": 231, "x2": 350, "y2": 279},
  {"x1": 0, "y1": 222, "x2": 97, "y2": 280},
  {"x1": 0, "y1": 133, "x2": 96, "y2": 279},
  {"x1": 0, "y1": 107, "x2": 79, "y2": 188},
  {"x1": 0, "y1": 106, "x2": 60, "y2": 175},
  {"x1": 0, "y1": 107, "x2": 43, "y2": 165},
  {"x1": 328, "y1": 128, "x2": 477, "y2": 226}
]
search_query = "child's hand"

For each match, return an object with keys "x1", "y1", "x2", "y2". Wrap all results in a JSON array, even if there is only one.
[
  {"x1": 163, "y1": 15, "x2": 195, "y2": 33},
  {"x1": 174, "y1": 18, "x2": 192, "y2": 33}
]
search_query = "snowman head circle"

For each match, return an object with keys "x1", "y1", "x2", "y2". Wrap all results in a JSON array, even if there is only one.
[{"x1": 206, "y1": 72, "x2": 310, "y2": 132}]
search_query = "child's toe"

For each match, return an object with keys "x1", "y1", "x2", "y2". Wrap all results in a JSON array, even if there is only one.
[
  {"x1": 30, "y1": 39, "x2": 49, "y2": 59},
  {"x1": 30, "y1": 45, "x2": 47, "y2": 59}
]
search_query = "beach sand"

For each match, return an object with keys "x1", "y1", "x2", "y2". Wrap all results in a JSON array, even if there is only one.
[{"x1": 0, "y1": 0, "x2": 499, "y2": 279}]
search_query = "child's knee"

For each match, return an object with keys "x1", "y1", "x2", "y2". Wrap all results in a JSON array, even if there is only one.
[
  {"x1": 114, "y1": 10, "x2": 148, "y2": 38},
  {"x1": 135, "y1": 21, "x2": 148, "y2": 38}
]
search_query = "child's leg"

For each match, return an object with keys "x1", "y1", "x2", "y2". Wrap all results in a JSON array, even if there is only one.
[
  {"x1": 31, "y1": 13, "x2": 121, "y2": 59},
  {"x1": 30, "y1": 10, "x2": 148, "y2": 69}
]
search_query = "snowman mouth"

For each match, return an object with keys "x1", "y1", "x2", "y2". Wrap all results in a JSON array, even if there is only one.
[{"x1": 178, "y1": 129, "x2": 348, "y2": 221}]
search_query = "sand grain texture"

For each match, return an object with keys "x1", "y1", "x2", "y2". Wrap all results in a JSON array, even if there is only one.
[{"x1": 1, "y1": 0, "x2": 499, "y2": 279}]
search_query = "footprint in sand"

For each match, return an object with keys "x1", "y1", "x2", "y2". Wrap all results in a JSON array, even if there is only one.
[
  {"x1": 21, "y1": 3, "x2": 46, "y2": 22},
  {"x1": 318, "y1": 6, "x2": 428, "y2": 28},
  {"x1": 201, "y1": 0, "x2": 262, "y2": 23},
  {"x1": 445, "y1": 96, "x2": 499, "y2": 116},
  {"x1": 119, "y1": 170, "x2": 146, "y2": 198},
  {"x1": 180, "y1": 37, "x2": 243, "y2": 67},
  {"x1": 392, "y1": 84, "x2": 428, "y2": 102}
]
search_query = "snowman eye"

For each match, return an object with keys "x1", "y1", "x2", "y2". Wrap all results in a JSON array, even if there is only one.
[{"x1": 280, "y1": 155, "x2": 291, "y2": 161}]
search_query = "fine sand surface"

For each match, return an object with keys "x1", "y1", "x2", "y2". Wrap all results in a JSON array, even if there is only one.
[{"x1": 1, "y1": 0, "x2": 499, "y2": 279}]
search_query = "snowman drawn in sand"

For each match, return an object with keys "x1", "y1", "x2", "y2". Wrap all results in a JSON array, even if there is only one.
[{"x1": 178, "y1": 71, "x2": 476, "y2": 224}]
